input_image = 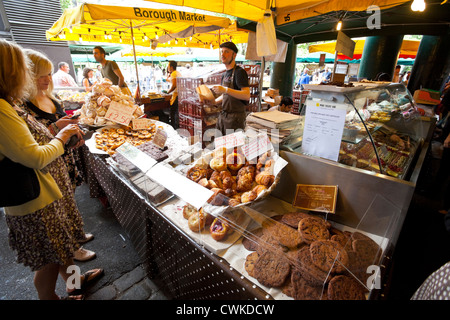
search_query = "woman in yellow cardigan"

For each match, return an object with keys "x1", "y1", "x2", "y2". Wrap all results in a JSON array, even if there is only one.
[{"x1": 0, "y1": 39, "x2": 102, "y2": 300}]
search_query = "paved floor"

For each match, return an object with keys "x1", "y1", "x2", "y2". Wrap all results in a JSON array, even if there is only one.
[{"x1": 0, "y1": 183, "x2": 170, "y2": 300}]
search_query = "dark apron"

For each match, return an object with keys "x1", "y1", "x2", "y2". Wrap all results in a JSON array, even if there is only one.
[{"x1": 216, "y1": 66, "x2": 247, "y2": 135}]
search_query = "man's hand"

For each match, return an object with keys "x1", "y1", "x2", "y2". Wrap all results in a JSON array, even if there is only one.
[{"x1": 211, "y1": 85, "x2": 227, "y2": 95}]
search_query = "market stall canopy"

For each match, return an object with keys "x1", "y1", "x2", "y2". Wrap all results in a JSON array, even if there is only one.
[
  {"x1": 153, "y1": 21, "x2": 249, "y2": 49},
  {"x1": 308, "y1": 39, "x2": 420, "y2": 60},
  {"x1": 46, "y1": 2, "x2": 231, "y2": 47},
  {"x1": 297, "y1": 51, "x2": 415, "y2": 65},
  {"x1": 144, "y1": 0, "x2": 409, "y2": 25},
  {"x1": 119, "y1": 46, "x2": 186, "y2": 57}
]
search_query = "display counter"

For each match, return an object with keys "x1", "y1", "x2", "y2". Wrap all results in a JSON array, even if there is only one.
[{"x1": 78, "y1": 116, "x2": 429, "y2": 299}]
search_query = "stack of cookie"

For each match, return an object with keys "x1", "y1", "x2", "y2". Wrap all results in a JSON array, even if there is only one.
[{"x1": 242, "y1": 211, "x2": 382, "y2": 300}]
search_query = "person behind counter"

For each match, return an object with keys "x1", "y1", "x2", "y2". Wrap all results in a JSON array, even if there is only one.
[
  {"x1": 268, "y1": 96, "x2": 294, "y2": 112},
  {"x1": 93, "y1": 46, "x2": 131, "y2": 95},
  {"x1": 166, "y1": 60, "x2": 181, "y2": 129},
  {"x1": 52, "y1": 62, "x2": 78, "y2": 88},
  {"x1": 0, "y1": 39, "x2": 103, "y2": 300},
  {"x1": 211, "y1": 41, "x2": 250, "y2": 135},
  {"x1": 82, "y1": 67, "x2": 96, "y2": 92}
]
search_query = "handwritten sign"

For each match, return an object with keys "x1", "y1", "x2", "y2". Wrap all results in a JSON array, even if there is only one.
[
  {"x1": 132, "y1": 118, "x2": 153, "y2": 130},
  {"x1": 241, "y1": 133, "x2": 273, "y2": 161},
  {"x1": 152, "y1": 128, "x2": 167, "y2": 149},
  {"x1": 105, "y1": 101, "x2": 136, "y2": 126},
  {"x1": 293, "y1": 184, "x2": 338, "y2": 214},
  {"x1": 214, "y1": 131, "x2": 246, "y2": 149}
]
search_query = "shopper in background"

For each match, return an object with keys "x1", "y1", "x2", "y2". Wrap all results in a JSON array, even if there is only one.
[
  {"x1": 212, "y1": 41, "x2": 250, "y2": 135},
  {"x1": 297, "y1": 68, "x2": 311, "y2": 89},
  {"x1": 392, "y1": 65, "x2": 401, "y2": 83},
  {"x1": 166, "y1": 60, "x2": 181, "y2": 129},
  {"x1": 0, "y1": 39, "x2": 103, "y2": 300},
  {"x1": 52, "y1": 62, "x2": 78, "y2": 88},
  {"x1": 92, "y1": 46, "x2": 131, "y2": 95},
  {"x1": 82, "y1": 67, "x2": 96, "y2": 92}
]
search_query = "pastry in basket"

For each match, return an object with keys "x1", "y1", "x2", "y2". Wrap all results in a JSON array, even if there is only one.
[
  {"x1": 255, "y1": 171, "x2": 275, "y2": 187},
  {"x1": 210, "y1": 157, "x2": 227, "y2": 171},
  {"x1": 241, "y1": 190, "x2": 257, "y2": 203},
  {"x1": 228, "y1": 195, "x2": 241, "y2": 207},
  {"x1": 236, "y1": 166, "x2": 256, "y2": 192},
  {"x1": 256, "y1": 151, "x2": 273, "y2": 171},
  {"x1": 226, "y1": 152, "x2": 245, "y2": 172},
  {"x1": 252, "y1": 185, "x2": 267, "y2": 196},
  {"x1": 207, "y1": 188, "x2": 226, "y2": 206}
]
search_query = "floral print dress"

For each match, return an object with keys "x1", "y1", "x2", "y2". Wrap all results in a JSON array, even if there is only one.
[{"x1": 6, "y1": 106, "x2": 85, "y2": 271}]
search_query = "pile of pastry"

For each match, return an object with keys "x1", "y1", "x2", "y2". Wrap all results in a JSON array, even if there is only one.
[
  {"x1": 78, "y1": 78, "x2": 144, "y2": 127},
  {"x1": 94, "y1": 124, "x2": 162, "y2": 155},
  {"x1": 182, "y1": 205, "x2": 243, "y2": 242},
  {"x1": 186, "y1": 148, "x2": 276, "y2": 207}
]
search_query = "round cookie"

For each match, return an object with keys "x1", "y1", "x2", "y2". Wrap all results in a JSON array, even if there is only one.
[
  {"x1": 254, "y1": 249, "x2": 291, "y2": 288},
  {"x1": 352, "y1": 238, "x2": 382, "y2": 267},
  {"x1": 262, "y1": 220, "x2": 304, "y2": 249},
  {"x1": 281, "y1": 212, "x2": 331, "y2": 229},
  {"x1": 310, "y1": 240, "x2": 349, "y2": 274},
  {"x1": 291, "y1": 269, "x2": 327, "y2": 300},
  {"x1": 245, "y1": 252, "x2": 258, "y2": 277},
  {"x1": 296, "y1": 246, "x2": 330, "y2": 286},
  {"x1": 327, "y1": 275, "x2": 366, "y2": 300},
  {"x1": 242, "y1": 228, "x2": 263, "y2": 251},
  {"x1": 298, "y1": 217, "x2": 330, "y2": 244}
]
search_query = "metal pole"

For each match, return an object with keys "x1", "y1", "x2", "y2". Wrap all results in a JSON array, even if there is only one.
[{"x1": 130, "y1": 20, "x2": 141, "y2": 101}]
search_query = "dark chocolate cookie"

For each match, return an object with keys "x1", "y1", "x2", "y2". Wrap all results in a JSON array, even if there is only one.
[
  {"x1": 298, "y1": 217, "x2": 330, "y2": 244},
  {"x1": 327, "y1": 275, "x2": 366, "y2": 300},
  {"x1": 262, "y1": 220, "x2": 304, "y2": 250},
  {"x1": 245, "y1": 252, "x2": 258, "y2": 277},
  {"x1": 297, "y1": 246, "x2": 330, "y2": 286},
  {"x1": 291, "y1": 269, "x2": 327, "y2": 300},
  {"x1": 254, "y1": 249, "x2": 291, "y2": 288},
  {"x1": 242, "y1": 228, "x2": 263, "y2": 251},
  {"x1": 310, "y1": 240, "x2": 349, "y2": 274}
]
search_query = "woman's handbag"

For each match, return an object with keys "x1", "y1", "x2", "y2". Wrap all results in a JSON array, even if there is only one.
[{"x1": 0, "y1": 157, "x2": 40, "y2": 207}]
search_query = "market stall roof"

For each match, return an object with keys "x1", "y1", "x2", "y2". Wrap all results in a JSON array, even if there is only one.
[
  {"x1": 153, "y1": 21, "x2": 249, "y2": 49},
  {"x1": 237, "y1": 0, "x2": 450, "y2": 44},
  {"x1": 308, "y1": 39, "x2": 420, "y2": 60},
  {"x1": 119, "y1": 46, "x2": 186, "y2": 57},
  {"x1": 144, "y1": 0, "x2": 409, "y2": 25},
  {"x1": 297, "y1": 52, "x2": 415, "y2": 65},
  {"x1": 46, "y1": 2, "x2": 231, "y2": 47}
]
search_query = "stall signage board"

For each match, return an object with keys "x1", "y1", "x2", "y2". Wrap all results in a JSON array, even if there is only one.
[
  {"x1": 293, "y1": 184, "x2": 338, "y2": 214},
  {"x1": 116, "y1": 142, "x2": 157, "y2": 173},
  {"x1": 301, "y1": 99, "x2": 347, "y2": 162},
  {"x1": 146, "y1": 163, "x2": 213, "y2": 210},
  {"x1": 214, "y1": 131, "x2": 246, "y2": 149},
  {"x1": 105, "y1": 101, "x2": 137, "y2": 126},
  {"x1": 336, "y1": 31, "x2": 355, "y2": 59}
]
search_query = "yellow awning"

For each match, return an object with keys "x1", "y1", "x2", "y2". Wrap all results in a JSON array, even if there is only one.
[
  {"x1": 309, "y1": 39, "x2": 420, "y2": 59},
  {"x1": 144, "y1": 0, "x2": 410, "y2": 25},
  {"x1": 46, "y1": 2, "x2": 231, "y2": 47},
  {"x1": 120, "y1": 47, "x2": 186, "y2": 57}
]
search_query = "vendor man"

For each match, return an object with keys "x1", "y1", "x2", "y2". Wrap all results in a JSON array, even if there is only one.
[
  {"x1": 212, "y1": 41, "x2": 250, "y2": 135},
  {"x1": 93, "y1": 46, "x2": 131, "y2": 95}
]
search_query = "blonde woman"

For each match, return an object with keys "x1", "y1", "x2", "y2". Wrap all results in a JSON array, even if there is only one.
[{"x1": 0, "y1": 39, "x2": 103, "y2": 300}]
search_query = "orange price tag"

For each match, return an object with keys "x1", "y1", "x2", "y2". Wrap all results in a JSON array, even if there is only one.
[
  {"x1": 105, "y1": 101, "x2": 136, "y2": 126},
  {"x1": 132, "y1": 118, "x2": 152, "y2": 130}
]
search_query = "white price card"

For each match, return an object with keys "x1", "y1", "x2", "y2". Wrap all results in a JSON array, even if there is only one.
[
  {"x1": 301, "y1": 99, "x2": 347, "y2": 162},
  {"x1": 105, "y1": 101, "x2": 137, "y2": 126},
  {"x1": 241, "y1": 133, "x2": 273, "y2": 161},
  {"x1": 146, "y1": 163, "x2": 213, "y2": 210},
  {"x1": 214, "y1": 131, "x2": 246, "y2": 149}
]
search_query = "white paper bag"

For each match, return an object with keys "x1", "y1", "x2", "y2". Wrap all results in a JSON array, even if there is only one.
[{"x1": 256, "y1": 10, "x2": 277, "y2": 57}]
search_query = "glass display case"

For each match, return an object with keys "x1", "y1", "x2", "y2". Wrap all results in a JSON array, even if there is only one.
[{"x1": 282, "y1": 82, "x2": 426, "y2": 180}]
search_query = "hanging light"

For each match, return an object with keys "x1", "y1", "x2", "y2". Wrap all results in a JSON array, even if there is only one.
[
  {"x1": 336, "y1": 20, "x2": 343, "y2": 31},
  {"x1": 155, "y1": 33, "x2": 159, "y2": 39},
  {"x1": 411, "y1": 0, "x2": 426, "y2": 11}
]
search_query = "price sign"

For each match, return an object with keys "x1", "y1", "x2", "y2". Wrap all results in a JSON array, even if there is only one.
[
  {"x1": 152, "y1": 127, "x2": 167, "y2": 149},
  {"x1": 293, "y1": 184, "x2": 338, "y2": 214},
  {"x1": 132, "y1": 118, "x2": 152, "y2": 130},
  {"x1": 214, "y1": 131, "x2": 246, "y2": 149},
  {"x1": 241, "y1": 133, "x2": 273, "y2": 161},
  {"x1": 105, "y1": 101, "x2": 136, "y2": 126}
]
